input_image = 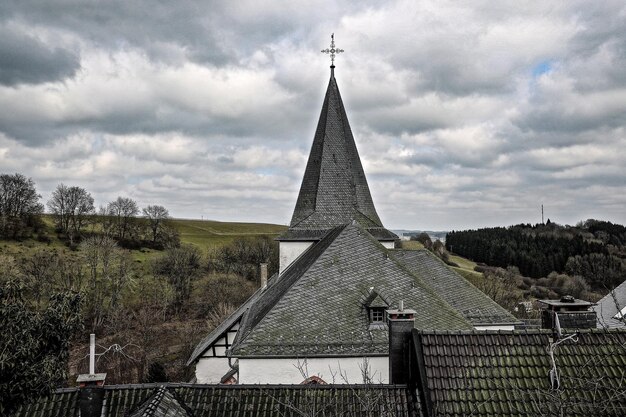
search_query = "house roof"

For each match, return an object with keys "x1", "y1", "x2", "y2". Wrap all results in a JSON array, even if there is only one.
[
  {"x1": 281, "y1": 69, "x2": 395, "y2": 241},
  {"x1": 186, "y1": 283, "x2": 266, "y2": 365},
  {"x1": 230, "y1": 224, "x2": 473, "y2": 357},
  {"x1": 129, "y1": 385, "x2": 191, "y2": 417},
  {"x1": 13, "y1": 383, "x2": 421, "y2": 417},
  {"x1": 391, "y1": 250, "x2": 520, "y2": 326},
  {"x1": 413, "y1": 328, "x2": 626, "y2": 416},
  {"x1": 594, "y1": 279, "x2": 626, "y2": 329}
]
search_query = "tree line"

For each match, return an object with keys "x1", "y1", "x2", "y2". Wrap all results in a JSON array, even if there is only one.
[
  {"x1": 446, "y1": 220, "x2": 626, "y2": 290},
  {"x1": 0, "y1": 172, "x2": 177, "y2": 248}
]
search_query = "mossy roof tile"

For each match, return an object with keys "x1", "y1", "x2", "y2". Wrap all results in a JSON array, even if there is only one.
[{"x1": 415, "y1": 329, "x2": 626, "y2": 417}]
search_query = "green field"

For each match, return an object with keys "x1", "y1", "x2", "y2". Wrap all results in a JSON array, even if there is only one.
[
  {"x1": 0, "y1": 217, "x2": 287, "y2": 266},
  {"x1": 173, "y1": 219, "x2": 287, "y2": 251}
]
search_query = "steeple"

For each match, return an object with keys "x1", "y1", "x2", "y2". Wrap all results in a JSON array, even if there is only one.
[{"x1": 280, "y1": 65, "x2": 396, "y2": 242}]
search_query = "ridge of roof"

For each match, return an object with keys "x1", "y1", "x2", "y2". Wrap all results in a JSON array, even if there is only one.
[
  {"x1": 230, "y1": 225, "x2": 347, "y2": 355},
  {"x1": 286, "y1": 71, "x2": 390, "y2": 236},
  {"x1": 186, "y1": 286, "x2": 264, "y2": 365}
]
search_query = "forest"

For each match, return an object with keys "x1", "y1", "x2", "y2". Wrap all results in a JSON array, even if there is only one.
[{"x1": 446, "y1": 220, "x2": 626, "y2": 292}]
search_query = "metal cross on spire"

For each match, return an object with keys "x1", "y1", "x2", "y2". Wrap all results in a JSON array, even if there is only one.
[{"x1": 321, "y1": 33, "x2": 344, "y2": 67}]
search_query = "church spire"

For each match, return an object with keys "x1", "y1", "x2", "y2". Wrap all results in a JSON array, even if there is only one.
[{"x1": 281, "y1": 49, "x2": 396, "y2": 242}]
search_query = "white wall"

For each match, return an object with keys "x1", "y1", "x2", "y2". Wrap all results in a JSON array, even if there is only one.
[
  {"x1": 279, "y1": 241, "x2": 313, "y2": 274},
  {"x1": 381, "y1": 241, "x2": 395, "y2": 249},
  {"x1": 238, "y1": 356, "x2": 389, "y2": 384},
  {"x1": 195, "y1": 357, "x2": 232, "y2": 383}
]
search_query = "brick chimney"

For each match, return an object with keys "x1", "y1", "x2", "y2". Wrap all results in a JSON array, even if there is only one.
[
  {"x1": 538, "y1": 295, "x2": 597, "y2": 332},
  {"x1": 387, "y1": 301, "x2": 416, "y2": 384},
  {"x1": 260, "y1": 263, "x2": 268, "y2": 289}
]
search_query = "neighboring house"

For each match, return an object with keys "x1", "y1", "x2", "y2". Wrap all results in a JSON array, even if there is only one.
[
  {"x1": 187, "y1": 64, "x2": 519, "y2": 384},
  {"x1": 14, "y1": 384, "x2": 420, "y2": 417},
  {"x1": 414, "y1": 328, "x2": 626, "y2": 416},
  {"x1": 16, "y1": 324, "x2": 626, "y2": 416},
  {"x1": 594, "y1": 279, "x2": 626, "y2": 329}
]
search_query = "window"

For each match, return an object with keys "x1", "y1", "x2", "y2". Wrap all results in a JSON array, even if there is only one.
[{"x1": 370, "y1": 307, "x2": 385, "y2": 323}]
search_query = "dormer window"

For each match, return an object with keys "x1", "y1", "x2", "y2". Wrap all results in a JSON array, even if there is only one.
[
  {"x1": 370, "y1": 307, "x2": 385, "y2": 323},
  {"x1": 362, "y1": 287, "x2": 389, "y2": 328}
]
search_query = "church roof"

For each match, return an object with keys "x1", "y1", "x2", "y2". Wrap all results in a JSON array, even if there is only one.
[
  {"x1": 391, "y1": 250, "x2": 520, "y2": 326},
  {"x1": 230, "y1": 224, "x2": 473, "y2": 357},
  {"x1": 281, "y1": 69, "x2": 396, "y2": 241}
]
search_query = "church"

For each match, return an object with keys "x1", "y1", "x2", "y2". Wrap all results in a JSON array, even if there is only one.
[{"x1": 188, "y1": 37, "x2": 519, "y2": 384}]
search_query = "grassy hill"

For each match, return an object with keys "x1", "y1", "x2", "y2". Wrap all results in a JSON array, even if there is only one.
[{"x1": 173, "y1": 218, "x2": 286, "y2": 250}]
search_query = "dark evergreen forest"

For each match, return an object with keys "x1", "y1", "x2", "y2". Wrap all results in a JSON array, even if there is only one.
[{"x1": 446, "y1": 220, "x2": 626, "y2": 290}]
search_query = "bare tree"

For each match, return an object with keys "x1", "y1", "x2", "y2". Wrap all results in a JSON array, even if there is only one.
[
  {"x1": 142, "y1": 205, "x2": 170, "y2": 244},
  {"x1": 106, "y1": 197, "x2": 139, "y2": 241},
  {"x1": 47, "y1": 184, "x2": 94, "y2": 245},
  {"x1": 0, "y1": 173, "x2": 43, "y2": 238},
  {"x1": 81, "y1": 236, "x2": 134, "y2": 329}
]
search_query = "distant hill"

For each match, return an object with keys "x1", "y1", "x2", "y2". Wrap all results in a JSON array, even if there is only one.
[
  {"x1": 392, "y1": 229, "x2": 447, "y2": 243},
  {"x1": 446, "y1": 219, "x2": 626, "y2": 290}
]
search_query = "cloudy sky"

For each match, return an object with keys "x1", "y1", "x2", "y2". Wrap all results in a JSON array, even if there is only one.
[{"x1": 1, "y1": 1, "x2": 625, "y2": 230}]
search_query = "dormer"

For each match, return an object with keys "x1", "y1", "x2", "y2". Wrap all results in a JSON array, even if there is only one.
[{"x1": 362, "y1": 287, "x2": 390, "y2": 328}]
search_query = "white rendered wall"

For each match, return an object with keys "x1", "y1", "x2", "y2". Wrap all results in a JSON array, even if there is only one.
[
  {"x1": 238, "y1": 356, "x2": 389, "y2": 384},
  {"x1": 474, "y1": 325, "x2": 516, "y2": 331},
  {"x1": 195, "y1": 357, "x2": 231, "y2": 383},
  {"x1": 279, "y1": 241, "x2": 313, "y2": 274},
  {"x1": 381, "y1": 241, "x2": 395, "y2": 249}
]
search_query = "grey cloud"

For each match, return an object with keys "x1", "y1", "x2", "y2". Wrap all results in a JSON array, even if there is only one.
[{"x1": 0, "y1": 27, "x2": 79, "y2": 85}]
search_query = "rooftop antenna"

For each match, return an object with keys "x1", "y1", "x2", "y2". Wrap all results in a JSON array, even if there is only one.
[{"x1": 542, "y1": 204, "x2": 544, "y2": 224}]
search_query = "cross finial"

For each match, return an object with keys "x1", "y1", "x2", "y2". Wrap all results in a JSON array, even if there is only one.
[{"x1": 321, "y1": 33, "x2": 344, "y2": 67}]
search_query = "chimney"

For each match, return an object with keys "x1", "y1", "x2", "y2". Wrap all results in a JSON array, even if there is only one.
[
  {"x1": 538, "y1": 295, "x2": 597, "y2": 334},
  {"x1": 76, "y1": 334, "x2": 107, "y2": 388},
  {"x1": 260, "y1": 263, "x2": 268, "y2": 289},
  {"x1": 76, "y1": 334, "x2": 107, "y2": 417},
  {"x1": 78, "y1": 387, "x2": 105, "y2": 417},
  {"x1": 387, "y1": 301, "x2": 416, "y2": 384}
]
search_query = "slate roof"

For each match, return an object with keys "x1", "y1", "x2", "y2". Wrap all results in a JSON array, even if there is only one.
[
  {"x1": 413, "y1": 328, "x2": 626, "y2": 417},
  {"x1": 391, "y1": 250, "x2": 519, "y2": 326},
  {"x1": 594, "y1": 279, "x2": 626, "y2": 329},
  {"x1": 281, "y1": 69, "x2": 396, "y2": 241},
  {"x1": 13, "y1": 383, "x2": 420, "y2": 417},
  {"x1": 186, "y1": 284, "x2": 266, "y2": 365},
  {"x1": 231, "y1": 224, "x2": 473, "y2": 357}
]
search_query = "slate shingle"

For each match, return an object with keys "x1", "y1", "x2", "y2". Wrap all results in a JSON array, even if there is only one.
[
  {"x1": 231, "y1": 225, "x2": 473, "y2": 357},
  {"x1": 391, "y1": 250, "x2": 519, "y2": 326},
  {"x1": 281, "y1": 70, "x2": 396, "y2": 242}
]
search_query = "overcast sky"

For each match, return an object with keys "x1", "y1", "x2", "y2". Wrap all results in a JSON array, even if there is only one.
[{"x1": 1, "y1": 1, "x2": 625, "y2": 230}]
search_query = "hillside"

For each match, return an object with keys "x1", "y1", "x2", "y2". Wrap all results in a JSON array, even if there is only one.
[
  {"x1": 444, "y1": 220, "x2": 626, "y2": 315},
  {"x1": 0, "y1": 216, "x2": 286, "y2": 387}
]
